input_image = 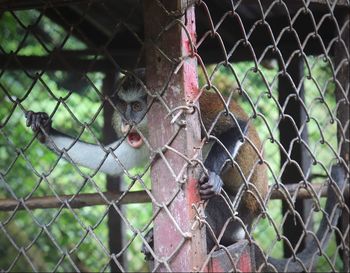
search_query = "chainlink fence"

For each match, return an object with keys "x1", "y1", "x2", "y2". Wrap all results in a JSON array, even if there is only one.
[{"x1": 0, "y1": 0, "x2": 349, "y2": 272}]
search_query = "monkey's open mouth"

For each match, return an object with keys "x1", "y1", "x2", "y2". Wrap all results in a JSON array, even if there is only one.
[{"x1": 127, "y1": 131, "x2": 143, "y2": 148}]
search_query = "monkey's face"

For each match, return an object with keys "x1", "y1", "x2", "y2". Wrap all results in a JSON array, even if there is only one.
[
  {"x1": 111, "y1": 70, "x2": 148, "y2": 149},
  {"x1": 113, "y1": 87, "x2": 148, "y2": 149}
]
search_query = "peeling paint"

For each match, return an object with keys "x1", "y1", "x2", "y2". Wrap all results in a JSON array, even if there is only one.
[{"x1": 173, "y1": 85, "x2": 181, "y2": 96}]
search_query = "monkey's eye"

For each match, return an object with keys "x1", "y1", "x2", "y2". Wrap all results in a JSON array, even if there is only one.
[
  {"x1": 132, "y1": 101, "x2": 143, "y2": 112},
  {"x1": 116, "y1": 99, "x2": 127, "y2": 112}
]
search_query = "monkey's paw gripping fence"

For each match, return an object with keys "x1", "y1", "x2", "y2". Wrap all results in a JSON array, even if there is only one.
[{"x1": 0, "y1": 0, "x2": 349, "y2": 272}]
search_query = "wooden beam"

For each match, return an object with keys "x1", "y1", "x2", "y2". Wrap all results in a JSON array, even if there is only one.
[
  {"x1": 278, "y1": 52, "x2": 311, "y2": 257},
  {"x1": 0, "y1": 0, "x2": 98, "y2": 11},
  {"x1": 144, "y1": 0, "x2": 207, "y2": 271},
  {"x1": 0, "y1": 41, "x2": 328, "y2": 74},
  {"x1": 309, "y1": 0, "x2": 349, "y2": 6},
  {"x1": 0, "y1": 183, "x2": 347, "y2": 211},
  {"x1": 335, "y1": 12, "x2": 350, "y2": 272},
  {"x1": 232, "y1": 0, "x2": 350, "y2": 7},
  {"x1": 0, "y1": 191, "x2": 150, "y2": 211},
  {"x1": 1, "y1": 0, "x2": 348, "y2": 12},
  {"x1": 103, "y1": 71, "x2": 125, "y2": 272},
  {"x1": 43, "y1": 6, "x2": 109, "y2": 48},
  {"x1": 0, "y1": 51, "x2": 138, "y2": 71}
]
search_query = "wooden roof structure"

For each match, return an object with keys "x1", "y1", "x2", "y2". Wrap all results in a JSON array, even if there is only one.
[{"x1": 1, "y1": 0, "x2": 349, "y2": 71}]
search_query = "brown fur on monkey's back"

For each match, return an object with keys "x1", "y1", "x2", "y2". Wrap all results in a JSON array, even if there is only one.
[{"x1": 199, "y1": 92, "x2": 268, "y2": 214}]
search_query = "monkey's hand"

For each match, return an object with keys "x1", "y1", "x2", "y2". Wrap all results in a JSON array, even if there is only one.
[
  {"x1": 25, "y1": 111, "x2": 52, "y2": 143},
  {"x1": 199, "y1": 171, "x2": 223, "y2": 200},
  {"x1": 141, "y1": 229, "x2": 154, "y2": 261}
]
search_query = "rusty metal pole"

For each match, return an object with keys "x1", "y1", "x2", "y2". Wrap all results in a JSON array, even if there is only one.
[{"x1": 144, "y1": 1, "x2": 207, "y2": 271}]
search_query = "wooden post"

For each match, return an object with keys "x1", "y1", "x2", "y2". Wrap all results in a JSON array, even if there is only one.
[
  {"x1": 335, "y1": 13, "x2": 349, "y2": 272},
  {"x1": 102, "y1": 72, "x2": 125, "y2": 272},
  {"x1": 144, "y1": 1, "x2": 207, "y2": 271},
  {"x1": 278, "y1": 53, "x2": 312, "y2": 256}
]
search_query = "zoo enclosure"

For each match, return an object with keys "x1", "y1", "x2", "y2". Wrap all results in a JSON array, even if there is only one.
[{"x1": 0, "y1": 0, "x2": 349, "y2": 272}]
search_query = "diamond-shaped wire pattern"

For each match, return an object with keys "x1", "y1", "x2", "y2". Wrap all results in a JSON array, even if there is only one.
[{"x1": 0, "y1": 0, "x2": 349, "y2": 272}]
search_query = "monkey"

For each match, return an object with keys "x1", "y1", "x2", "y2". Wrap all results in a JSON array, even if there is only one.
[
  {"x1": 25, "y1": 70, "x2": 347, "y2": 272},
  {"x1": 196, "y1": 91, "x2": 268, "y2": 248},
  {"x1": 25, "y1": 72, "x2": 149, "y2": 176}
]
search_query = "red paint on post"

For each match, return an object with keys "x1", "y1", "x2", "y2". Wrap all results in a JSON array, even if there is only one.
[
  {"x1": 236, "y1": 249, "x2": 252, "y2": 272},
  {"x1": 182, "y1": 5, "x2": 199, "y2": 103},
  {"x1": 187, "y1": 178, "x2": 200, "y2": 213},
  {"x1": 208, "y1": 241, "x2": 254, "y2": 272},
  {"x1": 144, "y1": 1, "x2": 206, "y2": 272}
]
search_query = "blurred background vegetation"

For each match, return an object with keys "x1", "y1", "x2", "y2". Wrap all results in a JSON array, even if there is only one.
[{"x1": 0, "y1": 9, "x2": 342, "y2": 272}]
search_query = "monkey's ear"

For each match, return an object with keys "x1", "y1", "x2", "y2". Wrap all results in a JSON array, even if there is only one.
[
  {"x1": 108, "y1": 67, "x2": 146, "y2": 97},
  {"x1": 119, "y1": 68, "x2": 146, "y2": 91},
  {"x1": 133, "y1": 68, "x2": 145, "y2": 81}
]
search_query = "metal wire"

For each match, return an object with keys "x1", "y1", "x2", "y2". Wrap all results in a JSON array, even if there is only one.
[{"x1": 0, "y1": 0, "x2": 349, "y2": 272}]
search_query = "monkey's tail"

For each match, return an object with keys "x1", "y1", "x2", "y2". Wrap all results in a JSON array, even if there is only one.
[{"x1": 267, "y1": 164, "x2": 347, "y2": 272}]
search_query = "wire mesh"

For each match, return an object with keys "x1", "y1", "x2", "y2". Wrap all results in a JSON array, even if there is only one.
[{"x1": 0, "y1": 0, "x2": 349, "y2": 272}]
